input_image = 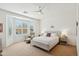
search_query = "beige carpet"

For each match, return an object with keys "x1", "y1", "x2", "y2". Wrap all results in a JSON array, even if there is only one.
[
  {"x1": 1, "y1": 42, "x2": 76, "y2": 56},
  {"x1": 2, "y1": 42, "x2": 51, "y2": 56}
]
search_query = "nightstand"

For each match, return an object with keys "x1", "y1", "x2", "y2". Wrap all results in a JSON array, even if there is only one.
[
  {"x1": 59, "y1": 35, "x2": 67, "y2": 45},
  {"x1": 59, "y1": 40, "x2": 67, "y2": 45}
]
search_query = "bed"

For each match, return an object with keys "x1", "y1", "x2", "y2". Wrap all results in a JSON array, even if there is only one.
[{"x1": 31, "y1": 31, "x2": 60, "y2": 51}]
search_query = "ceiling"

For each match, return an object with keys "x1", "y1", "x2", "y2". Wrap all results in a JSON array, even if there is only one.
[
  {"x1": 0, "y1": 3, "x2": 76, "y2": 19},
  {"x1": 0, "y1": 3, "x2": 46, "y2": 19}
]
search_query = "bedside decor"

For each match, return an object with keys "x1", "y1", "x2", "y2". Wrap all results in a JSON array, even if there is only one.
[
  {"x1": 50, "y1": 25, "x2": 54, "y2": 28},
  {"x1": 59, "y1": 30, "x2": 68, "y2": 45}
]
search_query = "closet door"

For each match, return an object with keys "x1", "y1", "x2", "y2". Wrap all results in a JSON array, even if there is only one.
[
  {"x1": 76, "y1": 19, "x2": 79, "y2": 55},
  {"x1": 76, "y1": 4, "x2": 79, "y2": 56},
  {"x1": 6, "y1": 16, "x2": 14, "y2": 47}
]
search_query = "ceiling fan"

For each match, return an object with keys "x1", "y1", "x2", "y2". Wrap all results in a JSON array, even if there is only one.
[
  {"x1": 32, "y1": 6, "x2": 45, "y2": 15},
  {"x1": 23, "y1": 6, "x2": 45, "y2": 15}
]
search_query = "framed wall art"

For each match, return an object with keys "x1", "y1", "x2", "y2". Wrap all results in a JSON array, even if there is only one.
[{"x1": 0, "y1": 23, "x2": 3, "y2": 32}]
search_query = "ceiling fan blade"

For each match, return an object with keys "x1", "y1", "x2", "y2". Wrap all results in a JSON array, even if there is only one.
[
  {"x1": 30, "y1": 6, "x2": 45, "y2": 15},
  {"x1": 32, "y1": 10, "x2": 40, "y2": 12},
  {"x1": 41, "y1": 6, "x2": 45, "y2": 10}
]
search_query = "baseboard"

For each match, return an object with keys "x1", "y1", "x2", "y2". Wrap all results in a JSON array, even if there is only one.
[
  {"x1": 66, "y1": 44, "x2": 76, "y2": 47},
  {"x1": 59, "y1": 43, "x2": 76, "y2": 47}
]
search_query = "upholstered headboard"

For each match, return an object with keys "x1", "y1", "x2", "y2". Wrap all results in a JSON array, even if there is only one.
[{"x1": 44, "y1": 30, "x2": 61, "y2": 36}]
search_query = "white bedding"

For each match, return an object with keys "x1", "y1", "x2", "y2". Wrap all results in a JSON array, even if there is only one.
[{"x1": 31, "y1": 36, "x2": 59, "y2": 51}]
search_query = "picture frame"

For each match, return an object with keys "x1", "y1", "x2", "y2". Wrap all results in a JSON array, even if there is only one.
[{"x1": 0, "y1": 23, "x2": 3, "y2": 32}]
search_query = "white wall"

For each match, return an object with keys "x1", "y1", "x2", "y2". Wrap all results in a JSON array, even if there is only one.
[
  {"x1": 41, "y1": 3, "x2": 76, "y2": 46},
  {"x1": 0, "y1": 10, "x2": 6, "y2": 49}
]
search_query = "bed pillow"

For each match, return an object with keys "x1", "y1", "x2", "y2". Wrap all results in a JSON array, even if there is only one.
[
  {"x1": 41, "y1": 33, "x2": 46, "y2": 36},
  {"x1": 51, "y1": 33, "x2": 56, "y2": 36},
  {"x1": 51, "y1": 33, "x2": 59, "y2": 39}
]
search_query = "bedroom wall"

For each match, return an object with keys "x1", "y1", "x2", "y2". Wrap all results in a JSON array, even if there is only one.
[
  {"x1": 41, "y1": 3, "x2": 76, "y2": 46},
  {"x1": 0, "y1": 10, "x2": 6, "y2": 49},
  {"x1": 0, "y1": 8, "x2": 40, "y2": 48}
]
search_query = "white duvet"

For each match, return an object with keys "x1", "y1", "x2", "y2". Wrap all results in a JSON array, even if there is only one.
[
  {"x1": 32, "y1": 36, "x2": 57, "y2": 45},
  {"x1": 31, "y1": 36, "x2": 59, "y2": 51}
]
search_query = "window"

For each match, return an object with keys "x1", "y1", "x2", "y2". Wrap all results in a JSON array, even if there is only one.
[{"x1": 16, "y1": 19, "x2": 28, "y2": 34}]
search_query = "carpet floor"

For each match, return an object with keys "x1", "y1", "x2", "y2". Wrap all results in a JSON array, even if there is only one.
[{"x1": 1, "y1": 42, "x2": 77, "y2": 56}]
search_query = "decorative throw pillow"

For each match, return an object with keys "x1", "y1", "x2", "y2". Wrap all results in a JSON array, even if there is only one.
[{"x1": 46, "y1": 33, "x2": 51, "y2": 37}]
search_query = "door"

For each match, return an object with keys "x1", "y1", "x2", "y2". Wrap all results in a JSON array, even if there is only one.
[
  {"x1": 76, "y1": 4, "x2": 79, "y2": 56},
  {"x1": 76, "y1": 20, "x2": 79, "y2": 55},
  {"x1": 6, "y1": 16, "x2": 14, "y2": 47}
]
